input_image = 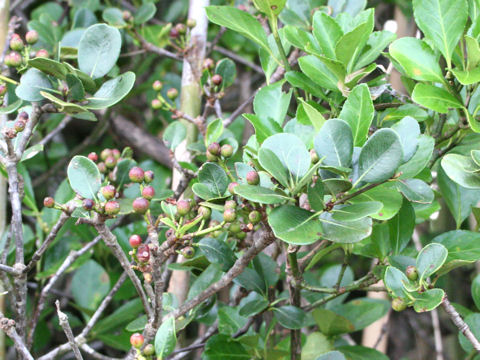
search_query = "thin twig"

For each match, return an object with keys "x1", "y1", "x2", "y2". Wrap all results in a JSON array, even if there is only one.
[
  {"x1": 55, "y1": 301, "x2": 83, "y2": 360},
  {"x1": 213, "y1": 45, "x2": 263, "y2": 73},
  {"x1": 0, "y1": 312, "x2": 33, "y2": 360}
]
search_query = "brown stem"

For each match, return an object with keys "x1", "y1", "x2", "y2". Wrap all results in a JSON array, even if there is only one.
[{"x1": 55, "y1": 301, "x2": 84, "y2": 360}]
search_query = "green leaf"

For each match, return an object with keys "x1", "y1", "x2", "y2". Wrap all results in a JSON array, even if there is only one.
[
  {"x1": 0, "y1": 99, "x2": 22, "y2": 114},
  {"x1": 472, "y1": 274, "x2": 480, "y2": 310},
  {"x1": 67, "y1": 155, "x2": 102, "y2": 199},
  {"x1": 412, "y1": 288, "x2": 445, "y2": 312},
  {"x1": 206, "y1": 6, "x2": 269, "y2": 52},
  {"x1": 416, "y1": 243, "x2": 448, "y2": 281},
  {"x1": 203, "y1": 334, "x2": 250, "y2": 360},
  {"x1": 332, "y1": 202, "x2": 382, "y2": 221},
  {"x1": 314, "y1": 119, "x2": 353, "y2": 167},
  {"x1": 301, "y1": 332, "x2": 333, "y2": 360},
  {"x1": 391, "y1": 116, "x2": 420, "y2": 162},
  {"x1": 384, "y1": 266, "x2": 409, "y2": 299},
  {"x1": 285, "y1": 71, "x2": 326, "y2": 99},
  {"x1": 441, "y1": 154, "x2": 480, "y2": 189},
  {"x1": 298, "y1": 55, "x2": 339, "y2": 91},
  {"x1": 389, "y1": 37, "x2": 444, "y2": 82},
  {"x1": 239, "y1": 292, "x2": 269, "y2": 317},
  {"x1": 187, "y1": 264, "x2": 223, "y2": 301},
  {"x1": 312, "y1": 309, "x2": 355, "y2": 336},
  {"x1": 452, "y1": 67, "x2": 480, "y2": 85},
  {"x1": 319, "y1": 212, "x2": 372, "y2": 243},
  {"x1": 258, "y1": 148, "x2": 289, "y2": 187},
  {"x1": 218, "y1": 307, "x2": 248, "y2": 335},
  {"x1": 312, "y1": 11, "x2": 343, "y2": 59},
  {"x1": 397, "y1": 179, "x2": 434, "y2": 204},
  {"x1": 134, "y1": 2, "x2": 156, "y2": 24},
  {"x1": 356, "y1": 129, "x2": 403, "y2": 184},
  {"x1": 154, "y1": 317, "x2": 176, "y2": 358},
  {"x1": 28, "y1": 57, "x2": 68, "y2": 79},
  {"x1": 15, "y1": 68, "x2": 53, "y2": 102},
  {"x1": 125, "y1": 315, "x2": 147, "y2": 332},
  {"x1": 339, "y1": 84, "x2": 374, "y2": 146},
  {"x1": 297, "y1": 99, "x2": 326, "y2": 131},
  {"x1": 262, "y1": 133, "x2": 311, "y2": 181},
  {"x1": 40, "y1": 91, "x2": 90, "y2": 116},
  {"x1": 78, "y1": 24, "x2": 121, "y2": 79},
  {"x1": 356, "y1": 31, "x2": 397, "y2": 69},
  {"x1": 254, "y1": 82, "x2": 292, "y2": 125},
  {"x1": 234, "y1": 267, "x2": 267, "y2": 294},
  {"x1": 71, "y1": 260, "x2": 110, "y2": 310},
  {"x1": 244, "y1": 114, "x2": 282, "y2": 144},
  {"x1": 273, "y1": 305, "x2": 306, "y2": 329},
  {"x1": 195, "y1": 162, "x2": 228, "y2": 198},
  {"x1": 388, "y1": 199, "x2": 415, "y2": 254},
  {"x1": 268, "y1": 205, "x2": 321, "y2": 245},
  {"x1": 412, "y1": 83, "x2": 463, "y2": 113},
  {"x1": 465, "y1": 35, "x2": 480, "y2": 70},
  {"x1": 336, "y1": 298, "x2": 390, "y2": 330},
  {"x1": 338, "y1": 345, "x2": 389, "y2": 360},
  {"x1": 398, "y1": 135, "x2": 435, "y2": 179},
  {"x1": 438, "y1": 167, "x2": 480, "y2": 228},
  {"x1": 308, "y1": 181, "x2": 324, "y2": 211},
  {"x1": 66, "y1": 74, "x2": 85, "y2": 101},
  {"x1": 315, "y1": 351, "x2": 346, "y2": 360},
  {"x1": 434, "y1": 230, "x2": 480, "y2": 273},
  {"x1": 215, "y1": 58, "x2": 236, "y2": 88},
  {"x1": 234, "y1": 185, "x2": 290, "y2": 204},
  {"x1": 85, "y1": 72, "x2": 136, "y2": 109},
  {"x1": 352, "y1": 182, "x2": 403, "y2": 221},
  {"x1": 102, "y1": 8, "x2": 126, "y2": 27},
  {"x1": 413, "y1": 0, "x2": 468, "y2": 68},
  {"x1": 459, "y1": 314, "x2": 480, "y2": 352},
  {"x1": 163, "y1": 122, "x2": 187, "y2": 150},
  {"x1": 198, "y1": 237, "x2": 236, "y2": 272},
  {"x1": 93, "y1": 298, "x2": 143, "y2": 334}
]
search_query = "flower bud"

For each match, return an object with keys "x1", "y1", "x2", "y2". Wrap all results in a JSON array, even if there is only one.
[
  {"x1": 169, "y1": 27, "x2": 179, "y2": 38},
  {"x1": 0, "y1": 83, "x2": 7, "y2": 96},
  {"x1": 187, "y1": 18, "x2": 196, "y2": 28},
  {"x1": 310, "y1": 149, "x2": 319, "y2": 164},
  {"x1": 177, "y1": 199, "x2": 191, "y2": 216},
  {"x1": 43, "y1": 197, "x2": 55, "y2": 208},
  {"x1": 406, "y1": 265, "x2": 419, "y2": 281},
  {"x1": 142, "y1": 185, "x2": 155, "y2": 200},
  {"x1": 223, "y1": 208, "x2": 236, "y2": 222},
  {"x1": 167, "y1": 88, "x2": 178, "y2": 100},
  {"x1": 112, "y1": 148, "x2": 121, "y2": 159},
  {"x1": 229, "y1": 222, "x2": 241, "y2": 234},
  {"x1": 246, "y1": 171, "x2": 260, "y2": 185},
  {"x1": 203, "y1": 58, "x2": 215, "y2": 70},
  {"x1": 129, "y1": 234, "x2": 142, "y2": 248},
  {"x1": 25, "y1": 30, "x2": 39, "y2": 45},
  {"x1": 5, "y1": 51, "x2": 22, "y2": 67},
  {"x1": 236, "y1": 231, "x2": 246, "y2": 240},
  {"x1": 228, "y1": 182, "x2": 239, "y2": 195},
  {"x1": 104, "y1": 200, "x2": 120, "y2": 215},
  {"x1": 151, "y1": 98, "x2": 162, "y2": 109},
  {"x1": 144, "y1": 170, "x2": 155, "y2": 183},
  {"x1": 207, "y1": 142, "x2": 221, "y2": 156},
  {"x1": 220, "y1": 144, "x2": 233, "y2": 158},
  {"x1": 100, "y1": 148, "x2": 112, "y2": 161},
  {"x1": 175, "y1": 23, "x2": 186, "y2": 35},
  {"x1": 122, "y1": 10, "x2": 132, "y2": 21},
  {"x1": 133, "y1": 197, "x2": 149, "y2": 214},
  {"x1": 224, "y1": 200, "x2": 236, "y2": 210},
  {"x1": 206, "y1": 151, "x2": 218, "y2": 162},
  {"x1": 143, "y1": 344, "x2": 155, "y2": 356},
  {"x1": 97, "y1": 162, "x2": 107, "y2": 174},
  {"x1": 35, "y1": 49, "x2": 49, "y2": 58},
  {"x1": 101, "y1": 185, "x2": 116, "y2": 200},
  {"x1": 152, "y1": 80, "x2": 163, "y2": 91},
  {"x1": 129, "y1": 167, "x2": 145, "y2": 183},
  {"x1": 9, "y1": 34, "x2": 23, "y2": 51},
  {"x1": 104, "y1": 156, "x2": 117, "y2": 169},
  {"x1": 88, "y1": 152, "x2": 98, "y2": 162},
  {"x1": 130, "y1": 333, "x2": 144, "y2": 348}
]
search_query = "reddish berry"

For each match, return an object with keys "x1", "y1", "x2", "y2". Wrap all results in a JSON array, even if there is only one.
[
  {"x1": 101, "y1": 185, "x2": 116, "y2": 200},
  {"x1": 104, "y1": 200, "x2": 120, "y2": 215},
  {"x1": 18, "y1": 111, "x2": 28, "y2": 121},
  {"x1": 143, "y1": 344, "x2": 155, "y2": 356},
  {"x1": 83, "y1": 198, "x2": 94, "y2": 211},
  {"x1": 43, "y1": 197, "x2": 54, "y2": 208},
  {"x1": 169, "y1": 27, "x2": 179, "y2": 38},
  {"x1": 167, "y1": 88, "x2": 178, "y2": 100},
  {"x1": 224, "y1": 200, "x2": 236, "y2": 210},
  {"x1": 406, "y1": 265, "x2": 419, "y2": 281},
  {"x1": 392, "y1": 297, "x2": 407, "y2": 312},
  {"x1": 133, "y1": 197, "x2": 149, "y2": 214},
  {"x1": 129, "y1": 167, "x2": 145, "y2": 183},
  {"x1": 220, "y1": 144, "x2": 233, "y2": 158},
  {"x1": 246, "y1": 171, "x2": 260, "y2": 185},
  {"x1": 5, "y1": 51, "x2": 22, "y2": 67},
  {"x1": 182, "y1": 246, "x2": 195, "y2": 259},
  {"x1": 212, "y1": 74, "x2": 223, "y2": 86},
  {"x1": 207, "y1": 142, "x2": 221, "y2": 156},
  {"x1": 25, "y1": 30, "x2": 39, "y2": 45},
  {"x1": 104, "y1": 156, "x2": 117, "y2": 169},
  {"x1": 88, "y1": 152, "x2": 98, "y2": 162},
  {"x1": 100, "y1": 148, "x2": 112, "y2": 161},
  {"x1": 142, "y1": 185, "x2": 155, "y2": 200},
  {"x1": 0, "y1": 83, "x2": 7, "y2": 96},
  {"x1": 122, "y1": 10, "x2": 132, "y2": 21},
  {"x1": 97, "y1": 162, "x2": 107, "y2": 174},
  {"x1": 175, "y1": 23, "x2": 186, "y2": 35},
  {"x1": 129, "y1": 234, "x2": 142, "y2": 248},
  {"x1": 35, "y1": 49, "x2": 49, "y2": 58},
  {"x1": 130, "y1": 333, "x2": 144, "y2": 348},
  {"x1": 249, "y1": 210, "x2": 261, "y2": 224},
  {"x1": 112, "y1": 148, "x2": 121, "y2": 159},
  {"x1": 198, "y1": 206, "x2": 211, "y2": 220},
  {"x1": 228, "y1": 182, "x2": 238, "y2": 195},
  {"x1": 9, "y1": 34, "x2": 23, "y2": 51},
  {"x1": 14, "y1": 120, "x2": 25, "y2": 133},
  {"x1": 177, "y1": 199, "x2": 191, "y2": 216},
  {"x1": 203, "y1": 58, "x2": 215, "y2": 70},
  {"x1": 151, "y1": 98, "x2": 162, "y2": 109},
  {"x1": 137, "y1": 244, "x2": 150, "y2": 262},
  {"x1": 187, "y1": 18, "x2": 196, "y2": 28},
  {"x1": 206, "y1": 151, "x2": 218, "y2": 162},
  {"x1": 223, "y1": 208, "x2": 236, "y2": 222},
  {"x1": 144, "y1": 170, "x2": 154, "y2": 183},
  {"x1": 152, "y1": 80, "x2": 163, "y2": 91}
]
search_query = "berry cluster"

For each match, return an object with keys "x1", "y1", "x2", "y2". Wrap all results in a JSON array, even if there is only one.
[
  {"x1": 130, "y1": 333, "x2": 155, "y2": 360},
  {"x1": 206, "y1": 141, "x2": 234, "y2": 162},
  {"x1": 391, "y1": 265, "x2": 420, "y2": 312},
  {"x1": 4, "y1": 31, "x2": 49, "y2": 69},
  {"x1": 150, "y1": 79, "x2": 179, "y2": 111},
  {"x1": 2, "y1": 111, "x2": 29, "y2": 139}
]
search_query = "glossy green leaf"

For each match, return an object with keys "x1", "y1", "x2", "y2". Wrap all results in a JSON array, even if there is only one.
[
  {"x1": 336, "y1": 298, "x2": 390, "y2": 330},
  {"x1": 239, "y1": 292, "x2": 269, "y2": 317},
  {"x1": 28, "y1": 57, "x2": 68, "y2": 79},
  {"x1": 352, "y1": 182, "x2": 403, "y2": 220},
  {"x1": 244, "y1": 114, "x2": 282, "y2": 144},
  {"x1": 452, "y1": 67, "x2": 480, "y2": 85},
  {"x1": 320, "y1": 212, "x2": 372, "y2": 243},
  {"x1": 384, "y1": 266, "x2": 409, "y2": 299},
  {"x1": 254, "y1": 82, "x2": 292, "y2": 125},
  {"x1": 472, "y1": 274, "x2": 480, "y2": 310},
  {"x1": 412, "y1": 288, "x2": 445, "y2": 312},
  {"x1": 215, "y1": 58, "x2": 236, "y2": 88},
  {"x1": 85, "y1": 72, "x2": 136, "y2": 109},
  {"x1": 397, "y1": 179, "x2": 434, "y2": 204},
  {"x1": 388, "y1": 199, "x2": 415, "y2": 254},
  {"x1": 134, "y1": 2, "x2": 156, "y2": 24},
  {"x1": 308, "y1": 181, "x2": 325, "y2": 211},
  {"x1": 187, "y1": 264, "x2": 223, "y2": 301},
  {"x1": 315, "y1": 351, "x2": 346, "y2": 360},
  {"x1": 356, "y1": 30, "x2": 396, "y2": 69},
  {"x1": 312, "y1": 308, "x2": 355, "y2": 336},
  {"x1": 312, "y1": 11, "x2": 343, "y2": 58},
  {"x1": 298, "y1": 99, "x2": 326, "y2": 131},
  {"x1": 391, "y1": 116, "x2": 420, "y2": 162},
  {"x1": 301, "y1": 332, "x2": 333, "y2": 360},
  {"x1": 67, "y1": 155, "x2": 102, "y2": 199},
  {"x1": 163, "y1": 122, "x2": 186, "y2": 150},
  {"x1": 218, "y1": 307, "x2": 248, "y2": 335},
  {"x1": 203, "y1": 334, "x2": 250, "y2": 359},
  {"x1": 192, "y1": 163, "x2": 228, "y2": 200},
  {"x1": 154, "y1": 317, "x2": 176, "y2": 358},
  {"x1": 416, "y1": 243, "x2": 448, "y2": 281},
  {"x1": 253, "y1": 0, "x2": 287, "y2": 18},
  {"x1": 268, "y1": 205, "x2": 321, "y2": 245},
  {"x1": 15, "y1": 68, "x2": 53, "y2": 102},
  {"x1": 398, "y1": 135, "x2": 435, "y2": 179},
  {"x1": 234, "y1": 185, "x2": 290, "y2": 204},
  {"x1": 332, "y1": 202, "x2": 382, "y2": 221},
  {"x1": 102, "y1": 8, "x2": 126, "y2": 27},
  {"x1": 198, "y1": 237, "x2": 236, "y2": 272},
  {"x1": 441, "y1": 154, "x2": 480, "y2": 189},
  {"x1": 412, "y1": 83, "x2": 463, "y2": 113},
  {"x1": 298, "y1": 55, "x2": 339, "y2": 91},
  {"x1": 71, "y1": 260, "x2": 110, "y2": 310},
  {"x1": 338, "y1": 345, "x2": 389, "y2": 360},
  {"x1": 273, "y1": 305, "x2": 306, "y2": 329},
  {"x1": 206, "y1": 118, "x2": 223, "y2": 145},
  {"x1": 314, "y1": 119, "x2": 353, "y2": 168},
  {"x1": 258, "y1": 148, "x2": 289, "y2": 187},
  {"x1": 78, "y1": 24, "x2": 121, "y2": 79}
]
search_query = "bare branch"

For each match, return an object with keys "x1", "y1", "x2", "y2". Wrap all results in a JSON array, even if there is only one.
[
  {"x1": 135, "y1": 30, "x2": 182, "y2": 61},
  {"x1": 55, "y1": 300, "x2": 84, "y2": 360},
  {"x1": 0, "y1": 312, "x2": 33, "y2": 360},
  {"x1": 213, "y1": 45, "x2": 263, "y2": 73},
  {"x1": 37, "y1": 116, "x2": 73, "y2": 147},
  {"x1": 80, "y1": 344, "x2": 123, "y2": 360}
]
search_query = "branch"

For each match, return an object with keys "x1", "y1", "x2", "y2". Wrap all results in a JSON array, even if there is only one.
[
  {"x1": 55, "y1": 301, "x2": 83, "y2": 360},
  {"x1": 135, "y1": 30, "x2": 182, "y2": 61},
  {"x1": 213, "y1": 45, "x2": 263, "y2": 73},
  {"x1": 80, "y1": 344, "x2": 123, "y2": 360},
  {"x1": 0, "y1": 312, "x2": 33, "y2": 360},
  {"x1": 37, "y1": 116, "x2": 72, "y2": 146}
]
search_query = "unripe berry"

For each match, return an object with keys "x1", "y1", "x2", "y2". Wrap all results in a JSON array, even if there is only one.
[
  {"x1": 129, "y1": 167, "x2": 145, "y2": 183},
  {"x1": 152, "y1": 80, "x2": 163, "y2": 91},
  {"x1": 83, "y1": 198, "x2": 94, "y2": 211},
  {"x1": 211, "y1": 74, "x2": 223, "y2": 86},
  {"x1": 122, "y1": 10, "x2": 132, "y2": 21},
  {"x1": 104, "y1": 156, "x2": 117, "y2": 169},
  {"x1": 203, "y1": 58, "x2": 215, "y2": 70},
  {"x1": 104, "y1": 200, "x2": 120, "y2": 215},
  {"x1": 142, "y1": 185, "x2": 155, "y2": 200},
  {"x1": 406, "y1": 265, "x2": 419, "y2": 281},
  {"x1": 229, "y1": 222, "x2": 241, "y2": 233},
  {"x1": 43, "y1": 197, "x2": 54, "y2": 208},
  {"x1": 169, "y1": 27, "x2": 179, "y2": 38},
  {"x1": 0, "y1": 83, "x2": 7, "y2": 96},
  {"x1": 97, "y1": 162, "x2": 107, "y2": 174},
  {"x1": 246, "y1": 170, "x2": 260, "y2": 185},
  {"x1": 112, "y1": 148, "x2": 121, "y2": 159},
  {"x1": 14, "y1": 120, "x2": 25, "y2": 132},
  {"x1": 223, "y1": 208, "x2": 236, "y2": 222},
  {"x1": 392, "y1": 297, "x2": 407, "y2": 312},
  {"x1": 207, "y1": 142, "x2": 221, "y2": 156},
  {"x1": 249, "y1": 210, "x2": 261, "y2": 224},
  {"x1": 175, "y1": 23, "x2": 186, "y2": 35},
  {"x1": 100, "y1": 148, "x2": 112, "y2": 161},
  {"x1": 187, "y1": 18, "x2": 196, "y2": 28},
  {"x1": 130, "y1": 333, "x2": 144, "y2": 348},
  {"x1": 177, "y1": 199, "x2": 191, "y2": 216},
  {"x1": 5, "y1": 51, "x2": 22, "y2": 67},
  {"x1": 9, "y1": 34, "x2": 23, "y2": 51},
  {"x1": 129, "y1": 234, "x2": 142, "y2": 248},
  {"x1": 182, "y1": 246, "x2": 195, "y2": 259},
  {"x1": 35, "y1": 49, "x2": 49, "y2": 58},
  {"x1": 144, "y1": 170, "x2": 154, "y2": 183},
  {"x1": 151, "y1": 98, "x2": 162, "y2": 109},
  {"x1": 101, "y1": 185, "x2": 116, "y2": 200},
  {"x1": 143, "y1": 344, "x2": 155, "y2": 356},
  {"x1": 167, "y1": 88, "x2": 178, "y2": 100},
  {"x1": 206, "y1": 151, "x2": 218, "y2": 162},
  {"x1": 236, "y1": 231, "x2": 246, "y2": 240},
  {"x1": 137, "y1": 244, "x2": 150, "y2": 263},
  {"x1": 220, "y1": 144, "x2": 233, "y2": 158},
  {"x1": 310, "y1": 149, "x2": 319, "y2": 164},
  {"x1": 88, "y1": 152, "x2": 98, "y2": 162},
  {"x1": 228, "y1": 182, "x2": 238, "y2": 195},
  {"x1": 133, "y1": 197, "x2": 149, "y2": 214},
  {"x1": 198, "y1": 206, "x2": 211, "y2": 220},
  {"x1": 25, "y1": 30, "x2": 39, "y2": 45},
  {"x1": 224, "y1": 200, "x2": 236, "y2": 210}
]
